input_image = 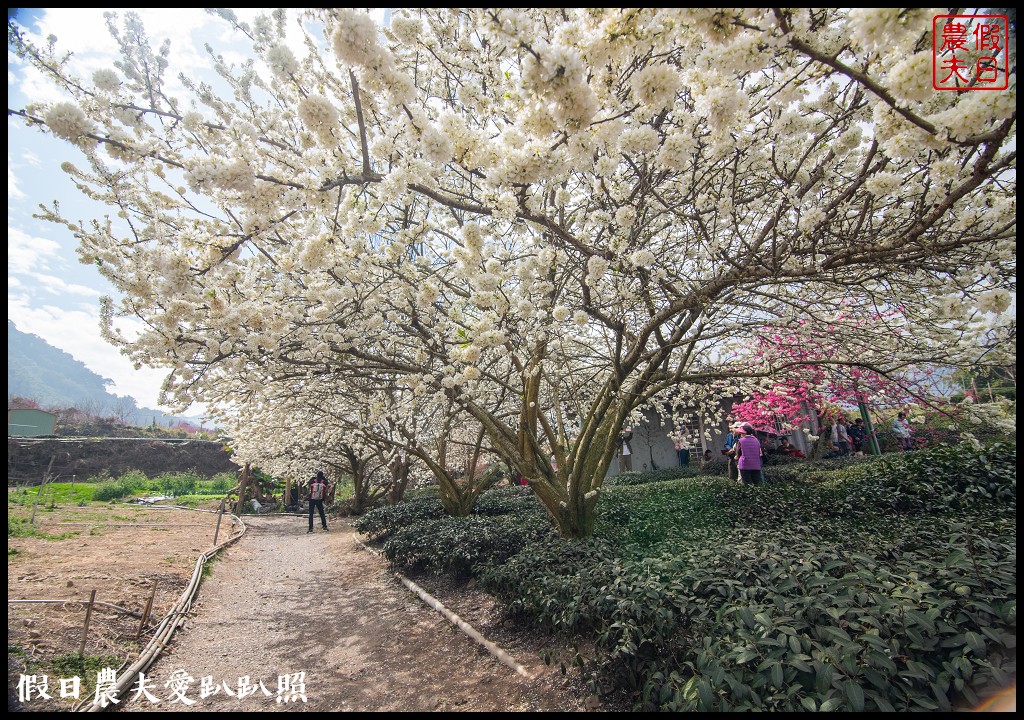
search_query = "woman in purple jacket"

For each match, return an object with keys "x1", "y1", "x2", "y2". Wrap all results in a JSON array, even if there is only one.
[{"x1": 734, "y1": 424, "x2": 764, "y2": 485}]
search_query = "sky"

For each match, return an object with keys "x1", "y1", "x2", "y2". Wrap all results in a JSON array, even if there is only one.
[
  {"x1": 8, "y1": 9, "x2": 225, "y2": 415},
  {"x1": 7, "y1": 9, "x2": 391, "y2": 417}
]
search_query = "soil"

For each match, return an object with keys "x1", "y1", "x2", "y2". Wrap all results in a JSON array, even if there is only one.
[
  {"x1": 7, "y1": 437, "x2": 237, "y2": 483},
  {"x1": 8, "y1": 506, "x2": 595, "y2": 712}
]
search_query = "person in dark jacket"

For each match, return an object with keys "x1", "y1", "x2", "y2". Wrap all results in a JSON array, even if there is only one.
[
  {"x1": 617, "y1": 427, "x2": 634, "y2": 473},
  {"x1": 307, "y1": 470, "x2": 329, "y2": 533},
  {"x1": 848, "y1": 418, "x2": 868, "y2": 455}
]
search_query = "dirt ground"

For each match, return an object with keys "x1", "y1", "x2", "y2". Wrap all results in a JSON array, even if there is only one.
[
  {"x1": 9, "y1": 506, "x2": 594, "y2": 712},
  {"x1": 8, "y1": 502, "x2": 239, "y2": 711}
]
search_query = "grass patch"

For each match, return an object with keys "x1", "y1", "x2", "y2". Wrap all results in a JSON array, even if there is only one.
[
  {"x1": 200, "y1": 554, "x2": 218, "y2": 580},
  {"x1": 173, "y1": 494, "x2": 225, "y2": 508},
  {"x1": 7, "y1": 516, "x2": 79, "y2": 541},
  {"x1": 46, "y1": 652, "x2": 126, "y2": 700}
]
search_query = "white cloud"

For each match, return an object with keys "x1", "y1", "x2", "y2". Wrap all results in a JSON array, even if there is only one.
[
  {"x1": 8, "y1": 156, "x2": 26, "y2": 199},
  {"x1": 8, "y1": 294, "x2": 177, "y2": 412},
  {"x1": 7, "y1": 227, "x2": 60, "y2": 273},
  {"x1": 25, "y1": 271, "x2": 104, "y2": 298}
]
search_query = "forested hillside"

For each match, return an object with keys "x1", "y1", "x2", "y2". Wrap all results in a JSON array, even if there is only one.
[{"x1": 7, "y1": 321, "x2": 202, "y2": 430}]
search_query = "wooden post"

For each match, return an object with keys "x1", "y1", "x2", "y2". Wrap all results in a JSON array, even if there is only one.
[
  {"x1": 284, "y1": 477, "x2": 292, "y2": 511},
  {"x1": 234, "y1": 463, "x2": 251, "y2": 516},
  {"x1": 29, "y1": 455, "x2": 56, "y2": 525},
  {"x1": 213, "y1": 498, "x2": 226, "y2": 546},
  {"x1": 80, "y1": 589, "x2": 97, "y2": 656},
  {"x1": 135, "y1": 581, "x2": 158, "y2": 640}
]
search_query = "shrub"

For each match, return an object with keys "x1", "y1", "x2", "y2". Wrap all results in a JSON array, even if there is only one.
[
  {"x1": 198, "y1": 473, "x2": 235, "y2": 494},
  {"x1": 604, "y1": 465, "x2": 706, "y2": 487},
  {"x1": 471, "y1": 485, "x2": 541, "y2": 515},
  {"x1": 835, "y1": 441, "x2": 1016, "y2": 516},
  {"x1": 359, "y1": 442, "x2": 1017, "y2": 712},
  {"x1": 354, "y1": 495, "x2": 447, "y2": 541},
  {"x1": 383, "y1": 511, "x2": 555, "y2": 579},
  {"x1": 595, "y1": 478, "x2": 731, "y2": 552},
  {"x1": 157, "y1": 471, "x2": 200, "y2": 497},
  {"x1": 91, "y1": 471, "x2": 150, "y2": 501}
]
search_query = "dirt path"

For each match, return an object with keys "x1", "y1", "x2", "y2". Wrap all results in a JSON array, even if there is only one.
[{"x1": 123, "y1": 515, "x2": 589, "y2": 712}]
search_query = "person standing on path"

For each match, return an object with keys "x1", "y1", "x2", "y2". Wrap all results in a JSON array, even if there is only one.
[
  {"x1": 892, "y1": 412, "x2": 913, "y2": 451},
  {"x1": 673, "y1": 425, "x2": 691, "y2": 467},
  {"x1": 617, "y1": 427, "x2": 634, "y2": 473},
  {"x1": 734, "y1": 423, "x2": 764, "y2": 485},
  {"x1": 724, "y1": 424, "x2": 741, "y2": 481},
  {"x1": 308, "y1": 470, "x2": 329, "y2": 533},
  {"x1": 835, "y1": 417, "x2": 852, "y2": 456}
]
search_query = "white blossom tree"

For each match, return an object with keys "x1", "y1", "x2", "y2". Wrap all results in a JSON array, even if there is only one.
[
  {"x1": 9, "y1": 8, "x2": 1015, "y2": 537},
  {"x1": 225, "y1": 371, "x2": 504, "y2": 515}
]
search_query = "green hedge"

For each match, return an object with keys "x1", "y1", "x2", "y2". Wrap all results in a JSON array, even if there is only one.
[{"x1": 359, "y1": 443, "x2": 1016, "y2": 711}]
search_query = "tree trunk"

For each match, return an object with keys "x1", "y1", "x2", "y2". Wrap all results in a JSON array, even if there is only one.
[
  {"x1": 525, "y1": 410, "x2": 623, "y2": 539},
  {"x1": 387, "y1": 458, "x2": 411, "y2": 504},
  {"x1": 233, "y1": 463, "x2": 251, "y2": 515}
]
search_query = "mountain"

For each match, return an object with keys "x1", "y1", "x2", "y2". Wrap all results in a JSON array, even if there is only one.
[{"x1": 7, "y1": 320, "x2": 205, "y2": 429}]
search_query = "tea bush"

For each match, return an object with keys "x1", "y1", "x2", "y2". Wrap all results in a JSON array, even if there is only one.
[
  {"x1": 604, "y1": 465, "x2": 706, "y2": 487},
  {"x1": 354, "y1": 495, "x2": 448, "y2": 541},
  {"x1": 361, "y1": 443, "x2": 1016, "y2": 711},
  {"x1": 383, "y1": 510, "x2": 555, "y2": 579}
]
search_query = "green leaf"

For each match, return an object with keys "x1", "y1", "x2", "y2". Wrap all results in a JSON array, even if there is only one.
[
  {"x1": 736, "y1": 649, "x2": 759, "y2": 664},
  {"x1": 845, "y1": 681, "x2": 865, "y2": 712},
  {"x1": 739, "y1": 607, "x2": 756, "y2": 628},
  {"x1": 872, "y1": 693, "x2": 896, "y2": 712},
  {"x1": 816, "y1": 664, "x2": 834, "y2": 694},
  {"x1": 858, "y1": 631, "x2": 888, "y2": 649},
  {"x1": 790, "y1": 656, "x2": 813, "y2": 673},
  {"x1": 820, "y1": 697, "x2": 843, "y2": 712},
  {"x1": 965, "y1": 631, "x2": 986, "y2": 654},
  {"x1": 800, "y1": 696, "x2": 817, "y2": 712},
  {"x1": 868, "y1": 655, "x2": 901, "y2": 675},
  {"x1": 823, "y1": 626, "x2": 852, "y2": 643}
]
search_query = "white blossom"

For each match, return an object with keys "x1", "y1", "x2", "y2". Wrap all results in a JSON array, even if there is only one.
[
  {"x1": 297, "y1": 95, "x2": 339, "y2": 144},
  {"x1": 631, "y1": 64, "x2": 681, "y2": 110},
  {"x1": 266, "y1": 45, "x2": 299, "y2": 78},
  {"x1": 618, "y1": 125, "x2": 661, "y2": 155},
  {"x1": 586, "y1": 256, "x2": 609, "y2": 287},
  {"x1": 92, "y1": 68, "x2": 121, "y2": 92},
  {"x1": 977, "y1": 289, "x2": 1012, "y2": 315},
  {"x1": 615, "y1": 206, "x2": 636, "y2": 229},
  {"x1": 44, "y1": 102, "x2": 93, "y2": 142},
  {"x1": 863, "y1": 171, "x2": 902, "y2": 197},
  {"x1": 332, "y1": 9, "x2": 387, "y2": 68}
]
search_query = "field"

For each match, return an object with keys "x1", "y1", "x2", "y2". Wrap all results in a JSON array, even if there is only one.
[{"x1": 7, "y1": 479, "x2": 236, "y2": 711}]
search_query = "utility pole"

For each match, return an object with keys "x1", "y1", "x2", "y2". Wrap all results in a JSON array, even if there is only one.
[{"x1": 858, "y1": 400, "x2": 881, "y2": 456}]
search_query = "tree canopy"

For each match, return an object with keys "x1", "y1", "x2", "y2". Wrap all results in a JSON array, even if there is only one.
[{"x1": 9, "y1": 8, "x2": 1015, "y2": 535}]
